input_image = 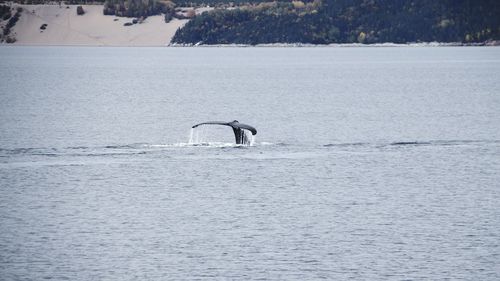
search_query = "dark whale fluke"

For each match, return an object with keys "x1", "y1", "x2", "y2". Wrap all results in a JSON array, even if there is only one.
[{"x1": 192, "y1": 120, "x2": 257, "y2": 145}]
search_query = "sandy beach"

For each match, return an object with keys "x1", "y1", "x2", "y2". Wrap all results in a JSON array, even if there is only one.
[{"x1": 8, "y1": 4, "x2": 191, "y2": 46}]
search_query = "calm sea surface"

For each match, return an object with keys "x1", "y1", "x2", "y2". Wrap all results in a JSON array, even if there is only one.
[{"x1": 0, "y1": 46, "x2": 499, "y2": 280}]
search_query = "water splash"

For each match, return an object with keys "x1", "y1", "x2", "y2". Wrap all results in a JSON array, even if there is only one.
[
  {"x1": 189, "y1": 126, "x2": 256, "y2": 146},
  {"x1": 249, "y1": 132, "x2": 256, "y2": 146},
  {"x1": 188, "y1": 127, "x2": 203, "y2": 144},
  {"x1": 188, "y1": 127, "x2": 210, "y2": 144},
  {"x1": 188, "y1": 128, "x2": 195, "y2": 144}
]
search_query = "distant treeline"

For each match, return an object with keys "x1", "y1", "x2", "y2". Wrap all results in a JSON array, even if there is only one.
[
  {"x1": 4, "y1": 0, "x2": 193, "y2": 22},
  {"x1": 172, "y1": 0, "x2": 500, "y2": 45},
  {"x1": 9, "y1": 0, "x2": 105, "y2": 4},
  {"x1": 173, "y1": 0, "x2": 278, "y2": 7},
  {"x1": 103, "y1": 0, "x2": 171, "y2": 18},
  {"x1": 4, "y1": 0, "x2": 271, "y2": 4}
]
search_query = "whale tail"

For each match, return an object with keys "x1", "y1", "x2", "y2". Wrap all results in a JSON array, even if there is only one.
[{"x1": 191, "y1": 120, "x2": 257, "y2": 145}]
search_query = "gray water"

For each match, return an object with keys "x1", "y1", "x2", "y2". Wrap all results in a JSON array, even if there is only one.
[{"x1": 0, "y1": 46, "x2": 499, "y2": 280}]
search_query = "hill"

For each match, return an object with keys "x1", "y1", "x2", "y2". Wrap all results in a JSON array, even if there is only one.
[
  {"x1": 172, "y1": 0, "x2": 500, "y2": 45},
  {"x1": 1, "y1": 4, "x2": 188, "y2": 46}
]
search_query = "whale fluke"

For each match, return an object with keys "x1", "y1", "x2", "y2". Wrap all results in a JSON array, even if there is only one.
[{"x1": 191, "y1": 120, "x2": 257, "y2": 144}]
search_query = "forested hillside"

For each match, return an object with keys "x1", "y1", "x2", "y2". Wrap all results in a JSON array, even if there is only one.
[{"x1": 172, "y1": 0, "x2": 500, "y2": 45}]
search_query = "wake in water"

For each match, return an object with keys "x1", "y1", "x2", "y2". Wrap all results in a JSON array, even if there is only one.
[
  {"x1": 322, "y1": 139, "x2": 500, "y2": 148},
  {"x1": 2, "y1": 139, "x2": 497, "y2": 159}
]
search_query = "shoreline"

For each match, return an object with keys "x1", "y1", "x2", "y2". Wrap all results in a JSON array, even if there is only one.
[
  {"x1": 168, "y1": 42, "x2": 500, "y2": 47},
  {"x1": 3, "y1": 42, "x2": 499, "y2": 48},
  {"x1": 1, "y1": 4, "x2": 498, "y2": 47}
]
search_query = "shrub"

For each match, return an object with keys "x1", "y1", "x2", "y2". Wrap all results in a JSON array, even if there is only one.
[
  {"x1": 165, "y1": 13, "x2": 173, "y2": 22},
  {"x1": 76, "y1": 6, "x2": 84, "y2": 15},
  {"x1": 2, "y1": 10, "x2": 11, "y2": 20},
  {"x1": 0, "y1": 5, "x2": 10, "y2": 18},
  {"x1": 6, "y1": 12, "x2": 20, "y2": 29},
  {"x1": 2, "y1": 12, "x2": 11, "y2": 20},
  {"x1": 5, "y1": 36, "x2": 16, "y2": 43}
]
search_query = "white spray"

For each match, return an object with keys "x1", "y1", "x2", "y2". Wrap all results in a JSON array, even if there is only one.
[
  {"x1": 188, "y1": 128, "x2": 195, "y2": 144},
  {"x1": 188, "y1": 127, "x2": 206, "y2": 144},
  {"x1": 249, "y1": 133, "x2": 256, "y2": 146},
  {"x1": 189, "y1": 126, "x2": 256, "y2": 146}
]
